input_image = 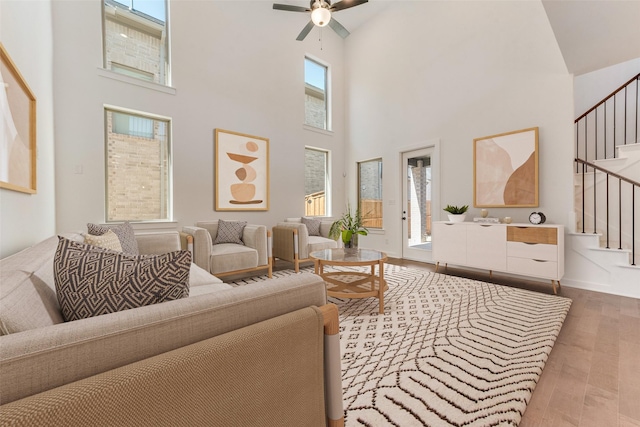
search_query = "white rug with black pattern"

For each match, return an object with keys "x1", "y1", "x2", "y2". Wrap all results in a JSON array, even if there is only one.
[{"x1": 228, "y1": 264, "x2": 571, "y2": 427}]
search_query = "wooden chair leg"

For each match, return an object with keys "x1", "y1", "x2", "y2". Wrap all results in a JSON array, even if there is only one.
[{"x1": 319, "y1": 304, "x2": 344, "y2": 427}]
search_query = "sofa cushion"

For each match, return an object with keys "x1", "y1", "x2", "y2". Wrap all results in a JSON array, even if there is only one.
[
  {"x1": 301, "y1": 217, "x2": 321, "y2": 236},
  {"x1": 0, "y1": 269, "x2": 65, "y2": 335},
  {"x1": 209, "y1": 244, "x2": 258, "y2": 275},
  {"x1": 54, "y1": 237, "x2": 191, "y2": 322},
  {"x1": 188, "y1": 282, "x2": 233, "y2": 296},
  {"x1": 0, "y1": 235, "x2": 72, "y2": 335},
  {"x1": 87, "y1": 222, "x2": 139, "y2": 256},
  {"x1": 83, "y1": 230, "x2": 123, "y2": 252},
  {"x1": 213, "y1": 220, "x2": 246, "y2": 245},
  {"x1": 189, "y1": 263, "x2": 224, "y2": 287},
  {"x1": 308, "y1": 236, "x2": 338, "y2": 255}
]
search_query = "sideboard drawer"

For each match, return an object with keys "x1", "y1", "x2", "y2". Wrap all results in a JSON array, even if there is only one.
[
  {"x1": 507, "y1": 257, "x2": 558, "y2": 279},
  {"x1": 507, "y1": 226, "x2": 557, "y2": 245},
  {"x1": 507, "y1": 241, "x2": 557, "y2": 261}
]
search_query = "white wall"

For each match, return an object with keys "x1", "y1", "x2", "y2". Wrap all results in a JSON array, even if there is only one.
[
  {"x1": 574, "y1": 57, "x2": 640, "y2": 118},
  {"x1": 344, "y1": 1, "x2": 574, "y2": 258},
  {"x1": 0, "y1": 0, "x2": 56, "y2": 258},
  {"x1": 51, "y1": 0, "x2": 346, "y2": 233}
]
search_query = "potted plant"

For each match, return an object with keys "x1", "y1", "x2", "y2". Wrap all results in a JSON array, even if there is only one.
[
  {"x1": 329, "y1": 204, "x2": 368, "y2": 251},
  {"x1": 443, "y1": 204, "x2": 468, "y2": 223}
]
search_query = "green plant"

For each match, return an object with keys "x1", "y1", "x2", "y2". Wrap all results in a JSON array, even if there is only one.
[
  {"x1": 443, "y1": 204, "x2": 469, "y2": 215},
  {"x1": 329, "y1": 204, "x2": 369, "y2": 246}
]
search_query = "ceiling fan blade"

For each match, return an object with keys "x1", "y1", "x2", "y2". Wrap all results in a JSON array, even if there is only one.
[
  {"x1": 328, "y1": 17, "x2": 350, "y2": 38},
  {"x1": 296, "y1": 20, "x2": 315, "y2": 41},
  {"x1": 273, "y1": 3, "x2": 311, "y2": 12},
  {"x1": 329, "y1": 0, "x2": 368, "y2": 12}
]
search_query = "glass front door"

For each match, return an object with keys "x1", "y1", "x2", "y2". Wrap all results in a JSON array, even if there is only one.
[{"x1": 402, "y1": 147, "x2": 436, "y2": 262}]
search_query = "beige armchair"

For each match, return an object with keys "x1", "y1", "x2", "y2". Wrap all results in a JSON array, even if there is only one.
[
  {"x1": 272, "y1": 217, "x2": 338, "y2": 272},
  {"x1": 182, "y1": 220, "x2": 272, "y2": 279}
]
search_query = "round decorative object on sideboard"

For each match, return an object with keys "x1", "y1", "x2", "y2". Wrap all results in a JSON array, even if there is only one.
[{"x1": 529, "y1": 212, "x2": 547, "y2": 224}]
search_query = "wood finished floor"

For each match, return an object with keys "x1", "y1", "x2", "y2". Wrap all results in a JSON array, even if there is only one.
[
  {"x1": 267, "y1": 257, "x2": 640, "y2": 426},
  {"x1": 384, "y1": 258, "x2": 640, "y2": 427}
]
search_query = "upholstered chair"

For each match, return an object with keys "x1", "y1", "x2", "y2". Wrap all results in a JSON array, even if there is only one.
[
  {"x1": 182, "y1": 220, "x2": 272, "y2": 279},
  {"x1": 272, "y1": 217, "x2": 337, "y2": 272}
]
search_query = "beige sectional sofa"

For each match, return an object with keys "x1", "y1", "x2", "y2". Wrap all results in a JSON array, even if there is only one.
[{"x1": 0, "y1": 231, "x2": 343, "y2": 426}]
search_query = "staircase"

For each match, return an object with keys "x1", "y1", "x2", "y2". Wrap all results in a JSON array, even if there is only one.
[{"x1": 571, "y1": 73, "x2": 639, "y2": 296}]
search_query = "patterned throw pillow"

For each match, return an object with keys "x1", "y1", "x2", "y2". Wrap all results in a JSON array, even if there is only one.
[
  {"x1": 54, "y1": 237, "x2": 191, "y2": 322},
  {"x1": 301, "y1": 217, "x2": 321, "y2": 236},
  {"x1": 87, "y1": 222, "x2": 139, "y2": 256},
  {"x1": 84, "y1": 230, "x2": 123, "y2": 252},
  {"x1": 213, "y1": 220, "x2": 247, "y2": 245}
]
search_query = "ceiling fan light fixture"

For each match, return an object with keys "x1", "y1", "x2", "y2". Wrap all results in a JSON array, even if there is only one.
[{"x1": 311, "y1": 7, "x2": 331, "y2": 27}]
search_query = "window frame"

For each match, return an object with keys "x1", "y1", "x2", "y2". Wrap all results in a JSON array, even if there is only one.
[
  {"x1": 304, "y1": 55, "x2": 331, "y2": 131},
  {"x1": 304, "y1": 146, "x2": 331, "y2": 217},
  {"x1": 357, "y1": 158, "x2": 383, "y2": 229},
  {"x1": 104, "y1": 105, "x2": 173, "y2": 223}
]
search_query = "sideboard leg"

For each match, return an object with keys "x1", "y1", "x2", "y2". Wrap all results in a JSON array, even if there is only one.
[
  {"x1": 489, "y1": 270, "x2": 493, "y2": 279},
  {"x1": 551, "y1": 280, "x2": 558, "y2": 295},
  {"x1": 435, "y1": 262, "x2": 439, "y2": 273}
]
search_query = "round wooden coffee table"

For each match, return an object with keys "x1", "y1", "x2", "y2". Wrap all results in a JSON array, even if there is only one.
[{"x1": 310, "y1": 248, "x2": 388, "y2": 314}]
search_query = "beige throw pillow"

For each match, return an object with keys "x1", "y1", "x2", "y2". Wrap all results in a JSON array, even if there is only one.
[
  {"x1": 84, "y1": 230, "x2": 123, "y2": 252},
  {"x1": 87, "y1": 222, "x2": 139, "y2": 256}
]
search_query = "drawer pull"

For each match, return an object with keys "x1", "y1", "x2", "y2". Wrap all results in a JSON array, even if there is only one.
[
  {"x1": 524, "y1": 242, "x2": 538, "y2": 245},
  {"x1": 533, "y1": 259, "x2": 548, "y2": 263}
]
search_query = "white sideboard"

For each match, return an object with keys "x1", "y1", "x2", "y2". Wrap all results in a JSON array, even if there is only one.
[{"x1": 432, "y1": 222, "x2": 564, "y2": 294}]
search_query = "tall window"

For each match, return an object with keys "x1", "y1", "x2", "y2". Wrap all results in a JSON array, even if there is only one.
[
  {"x1": 103, "y1": 0, "x2": 170, "y2": 86},
  {"x1": 358, "y1": 159, "x2": 383, "y2": 229},
  {"x1": 305, "y1": 147, "x2": 329, "y2": 216},
  {"x1": 304, "y1": 57, "x2": 329, "y2": 130},
  {"x1": 105, "y1": 108, "x2": 171, "y2": 222}
]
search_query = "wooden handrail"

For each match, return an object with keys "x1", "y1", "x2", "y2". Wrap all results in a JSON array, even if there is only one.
[
  {"x1": 575, "y1": 158, "x2": 640, "y2": 187},
  {"x1": 575, "y1": 73, "x2": 640, "y2": 123}
]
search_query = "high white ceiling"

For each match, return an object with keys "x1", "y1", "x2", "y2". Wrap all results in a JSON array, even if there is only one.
[
  {"x1": 542, "y1": 0, "x2": 640, "y2": 76},
  {"x1": 290, "y1": 0, "x2": 640, "y2": 76}
]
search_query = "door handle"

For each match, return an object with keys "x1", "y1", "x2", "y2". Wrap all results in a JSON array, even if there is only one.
[{"x1": 402, "y1": 210, "x2": 407, "y2": 221}]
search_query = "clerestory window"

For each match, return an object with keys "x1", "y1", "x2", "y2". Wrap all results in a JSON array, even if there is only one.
[
  {"x1": 103, "y1": 0, "x2": 170, "y2": 86},
  {"x1": 304, "y1": 57, "x2": 329, "y2": 130}
]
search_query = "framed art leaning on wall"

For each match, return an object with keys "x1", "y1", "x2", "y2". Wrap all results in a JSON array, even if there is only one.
[
  {"x1": 215, "y1": 128, "x2": 269, "y2": 211},
  {"x1": 0, "y1": 43, "x2": 37, "y2": 194},
  {"x1": 473, "y1": 127, "x2": 538, "y2": 208}
]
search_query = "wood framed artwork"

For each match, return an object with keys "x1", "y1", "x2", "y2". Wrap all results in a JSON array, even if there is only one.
[
  {"x1": 0, "y1": 43, "x2": 37, "y2": 194},
  {"x1": 215, "y1": 129, "x2": 269, "y2": 211},
  {"x1": 473, "y1": 127, "x2": 538, "y2": 208}
]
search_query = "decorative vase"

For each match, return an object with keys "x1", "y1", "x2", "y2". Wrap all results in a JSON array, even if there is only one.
[
  {"x1": 447, "y1": 214, "x2": 466, "y2": 223},
  {"x1": 342, "y1": 231, "x2": 358, "y2": 253}
]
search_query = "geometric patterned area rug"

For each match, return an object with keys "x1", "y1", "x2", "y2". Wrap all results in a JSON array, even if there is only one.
[{"x1": 228, "y1": 264, "x2": 572, "y2": 427}]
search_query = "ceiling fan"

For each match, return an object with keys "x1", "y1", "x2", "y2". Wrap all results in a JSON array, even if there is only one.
[{"x1": 273, "y1": 0, "x2": 369, "y2": 41}]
